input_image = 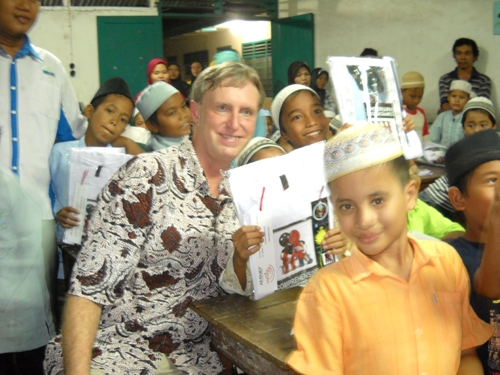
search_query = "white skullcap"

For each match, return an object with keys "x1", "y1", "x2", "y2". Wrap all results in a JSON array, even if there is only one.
[
  {"x1": 136, "y1": 81, "x2": 179, "y2": 121},
  {"x1": 324, "y1": 125, "x2": 403, "y2": 182},
  {"x1": 271, "y1": 84, "x2": 319, "y2": 129},
  {"x1": 449, "y1": 80, "x2": 472, "y2": 95},
  {"x1": 234, "y1": 137, "x2": 285, "y2": 167}
]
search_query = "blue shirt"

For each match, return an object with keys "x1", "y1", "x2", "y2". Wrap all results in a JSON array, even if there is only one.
[
  {"x1": 429, "y1": 110, "x2": 464, "y2": 147},
  {"x1": 0, "y1": 38, "x2": 87, "y2": 219}
]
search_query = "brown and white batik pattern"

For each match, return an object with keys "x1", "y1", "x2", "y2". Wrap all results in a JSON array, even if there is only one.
[{"x1": 44, "y1": 138, "x2": 238, "y2": 375}]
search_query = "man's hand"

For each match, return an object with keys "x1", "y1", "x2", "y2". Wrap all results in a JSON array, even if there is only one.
[
  {"x1": 231, "y1": 226, "x2": 264, "y2": 289},
  {"x1": 56, "y1": 206, "x2": 80, "y2": 229}
]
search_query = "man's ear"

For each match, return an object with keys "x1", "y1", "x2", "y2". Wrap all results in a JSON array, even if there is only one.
[
  {"x1": 84, "y1": 104, "x2": 94, "y2": 120},
  {"x1": 145, "y1": 120, "x2": 159, "y2": 134},
  {"x1": 448, "y1": 186, "x2": 466, "y2": 211},
  {"x1": 405, "y1": 179, "x2": 418, "y2": 212},
  {"x1": 190, "y1": 100, "x2": 200, "y2": 126}
]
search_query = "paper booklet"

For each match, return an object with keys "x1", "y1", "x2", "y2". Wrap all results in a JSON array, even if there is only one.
[
  {"x1": 63, "y1": 147, "x2": 133, "y2": 245},
  {"x1": 227, "y1": 141, "x2": 337, "y2": 300},
  {"x1": 327, "y1": 56, "x2": 423, "y2": 160}
]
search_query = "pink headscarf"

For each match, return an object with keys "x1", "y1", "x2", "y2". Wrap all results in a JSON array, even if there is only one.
[{"x1": 147, "y1": 58, "x2": 168, "y2": 85}]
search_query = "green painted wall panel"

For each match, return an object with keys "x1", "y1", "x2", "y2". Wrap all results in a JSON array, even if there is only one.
[
  {"x1": 271, "y1": 13, "x2": 314, "y2": 95},
  {"x1": 97, "y1": 16, "x2": 163, "y2": 98}
]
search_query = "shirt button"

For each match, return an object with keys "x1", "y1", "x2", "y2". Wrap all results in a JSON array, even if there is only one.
[
  {"x1": 11, "y1": 110, "x2": 16, "y2": 114},
  {"x1": 12, "y1": 166, "x2": 18, "y2": 170},
  {"x1": 421, "y1": 372, "x2": 427, "y2": 375},
  {"x1": 415, "y1": 328, "x2": 423, "y2": 335},
  {"x1": 11, "y1": 86, "x2": 16, "y2": 90},
  {"x1": 12, "y1": 137, "x2": 18, "y2": 141}
]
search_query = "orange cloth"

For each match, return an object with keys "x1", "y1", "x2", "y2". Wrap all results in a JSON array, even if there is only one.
[{"x1": 287, "y1": 235, "x2": 493, "y2": 375}]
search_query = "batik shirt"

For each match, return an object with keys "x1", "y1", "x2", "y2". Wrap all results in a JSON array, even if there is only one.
[{"x1": 44, "y1": 138, "x2": 238, "y2": 375}]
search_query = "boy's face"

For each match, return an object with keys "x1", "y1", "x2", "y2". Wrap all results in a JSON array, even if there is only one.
[
  {"x1": 84, "y1": 94, "x2": 133, "y2": 147},
  {"x1": 191, "y1": 62, "x2": 202, "y2": 77},
  {"x1": 134, "y1": 113, "x2": 146, "y2": 129},
  {"x1": 281, "y1": 91, "x2": 329, "y2": 149},
  {"x1": 448, "y1": 90, "x2": 469, "y2": 113},
  {"x1": 329, "y1": 164, "x2": 417, "y2": 259},
  {"x1": 249, "y1": 147, "x2": 285, "y2": 164},
  {"x1": 147, "y1": 93, "x2": 191, "y2": 137},
  {"x1": 0, "y1": 0, "x2": 39, "y2": 42},
  {"x1": 402, "y1": 88, "x2": 424, "y2": 111},
  {"x1": 451, "y1": 161, "x2": 500, "y2": 237},
  {"x1": 463, "y1": 110, "x2": 497, "y2": 136}
]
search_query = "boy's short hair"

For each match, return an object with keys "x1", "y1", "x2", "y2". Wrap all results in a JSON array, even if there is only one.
[
  {"x1": 190, "y1": 61, "x2": 265, "y2": 108},
  {"x1": 90, "y1": 77, "x2": 134, "y2": 109},
  {"x1": 452, "y1": 38, "x2": 479, "y2": 58},
  {"x1": 460, "y1": 97, "x2": 496, "y2": 127},
  {"x1": 445, "y1": 129, "x2": 500, "y2": 192},
  {"x1": 401, "y1": 71, "x2": 425, "y2": 89},
  {"x1": 271, "y1": 84, "x2": 319, "y2": 133},
  {"x1": 324, "y1": 125, "x2": 404, "y2": 183}
]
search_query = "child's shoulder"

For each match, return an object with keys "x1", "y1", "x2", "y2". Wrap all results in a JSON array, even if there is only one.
[{"x1": 50, "y1": 139, "x2": 80, "y2": 160}]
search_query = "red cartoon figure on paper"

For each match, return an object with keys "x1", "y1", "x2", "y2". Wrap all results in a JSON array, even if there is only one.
[
  {"x1": 279, "y1": 232, "x2": 295, "y2": 274},
  {"x1": 289, "y1": 229, "x2": 312, "y2": 268}
]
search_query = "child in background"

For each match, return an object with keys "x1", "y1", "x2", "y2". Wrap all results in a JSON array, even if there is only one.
[
  {"x1": 121, "y1": 109, "x2": 152, "y2": 151},
  {"x1": 401, "y1": 71, "x2": 429, "y2": 140},
  {"x1": 419, "y1": 97, "x2": 497, "y2": 219},
  {"x1": 135, "y1": 81, "x2": 191, "y2": 151},
  {"x1": 287, "y1": 124, "x2": 492, "y2": 375},
  {"x1": 445, "y1": 130, "x2": 500, "y2": 374},
  {"x1": 430, "y1": 80, "x2": 472, "y2": 147},
  {"x1": 50, "y1": 77, "x2": 135, "y2": 237}
]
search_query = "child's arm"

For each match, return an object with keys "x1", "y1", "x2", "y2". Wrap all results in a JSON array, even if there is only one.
[
  {"x1": 457, "y1": 347, "x2": 483, "y2": 375},
  {"x1": 111, "y1": 136, "x2": 145, "y2": 155},
  {"x1": 56, "y1": 206, "x2": 80, "y2": 229},
  {"x1": 322, "y1": 227, "x2": 347, "y2": 255},
  {"x1": 429, "y1": 114, "x2": 444, "y2": 144},
  {"x1": 474, "y1": 180, "x2": 500, "y2": 298}
]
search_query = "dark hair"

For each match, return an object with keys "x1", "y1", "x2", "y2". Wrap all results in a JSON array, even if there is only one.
[
  {"x1": 287, "y1": 61, "x2": 310, "y2": 85},
  {"x1": 278, "y1": 90, "x2": 320, "y2": 133},
  {"x1": 146, "y1": 109, "x2": 160, "y2": 127},
  {"x1": 456, "y1": 167, "x2": 476, "y2": 195},
  {"x1": 452, "y1": 38, "x2": 479, "y2": 58},
  {"x1": 90, "y1": 95, "x2": 106, "y2": 109},
  {"x1": 360, "y1": 48, "x2": 378, "y2": 57},
  {"x1": 461, "y1": 109, "x2": 496, "y2": 128},
  {"x1": 310, "y1": 68, "x2": 329, "y2": 107}
]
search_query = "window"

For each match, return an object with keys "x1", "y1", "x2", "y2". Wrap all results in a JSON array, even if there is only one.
[{"x1": 242, "y1": 39, "x2": 272, "y2": 97}]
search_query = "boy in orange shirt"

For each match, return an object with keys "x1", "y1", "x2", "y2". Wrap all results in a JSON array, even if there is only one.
[{"x1": 287, "y1": 125, "x2": 493, "y2": 375}]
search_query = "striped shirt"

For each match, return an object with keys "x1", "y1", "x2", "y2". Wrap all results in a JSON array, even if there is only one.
[
  {"x1": 419, "y1": 174, "x2": 454, "y2": 213},
  {"x1": 439, "y1": 67, "x2": 492, "y2": 106}
]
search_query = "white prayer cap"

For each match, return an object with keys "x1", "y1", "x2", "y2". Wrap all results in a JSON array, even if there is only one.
[
  {"x1": 324, "y1": 125, "x2": 403, "y2": 182},
  {"x1": 449, "y1": 80, "x2": 472, "y2": 95},
  {"x1": 271, "y1": 84, "x2": 319, "y2": 129},
  {"x1": 234, "y1": 137, "x2": 285, "y2": 167},
  {"x1": 136, "y1": 81, "x2": 179, "y2": 121}
]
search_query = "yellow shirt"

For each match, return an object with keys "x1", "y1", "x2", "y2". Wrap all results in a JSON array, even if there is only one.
[{"x1": 287, "y1": 235, "x2": 493, "y2": 375}]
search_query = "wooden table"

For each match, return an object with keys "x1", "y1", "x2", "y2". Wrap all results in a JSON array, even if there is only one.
[
  {"x1": 190, "y1": 287, "x2": 302, "y2": 375},
  {"x1": 417, "y1": 162, "x2": 445, "y2": 191}
]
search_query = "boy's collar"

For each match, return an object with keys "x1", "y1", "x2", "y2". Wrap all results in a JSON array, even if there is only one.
[
  {"x1": 0, "y1": 36, "x2": 42, "y2": 61},
  {"x1": 350, "y1": 234, "x2": 442, "y2": 283}
]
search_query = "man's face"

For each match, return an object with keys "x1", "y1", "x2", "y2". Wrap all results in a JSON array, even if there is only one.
[
  {"x1": 191, "y1": 80, "x2": 260, "y2": 167},
  {"x1": 0, "y1": 0, "x2": 39, "y2": 42},
  {"x1": 454, "y1": 45, "x2": 475, "y2": 70}
]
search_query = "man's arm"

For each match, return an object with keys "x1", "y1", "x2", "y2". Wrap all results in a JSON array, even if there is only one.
[
  {"x1": 457, "y1": 347, "x2": 483, "y2": 375},
  {"x1": 62, "y1": 295, "x2": 102, "y2": 375}
]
